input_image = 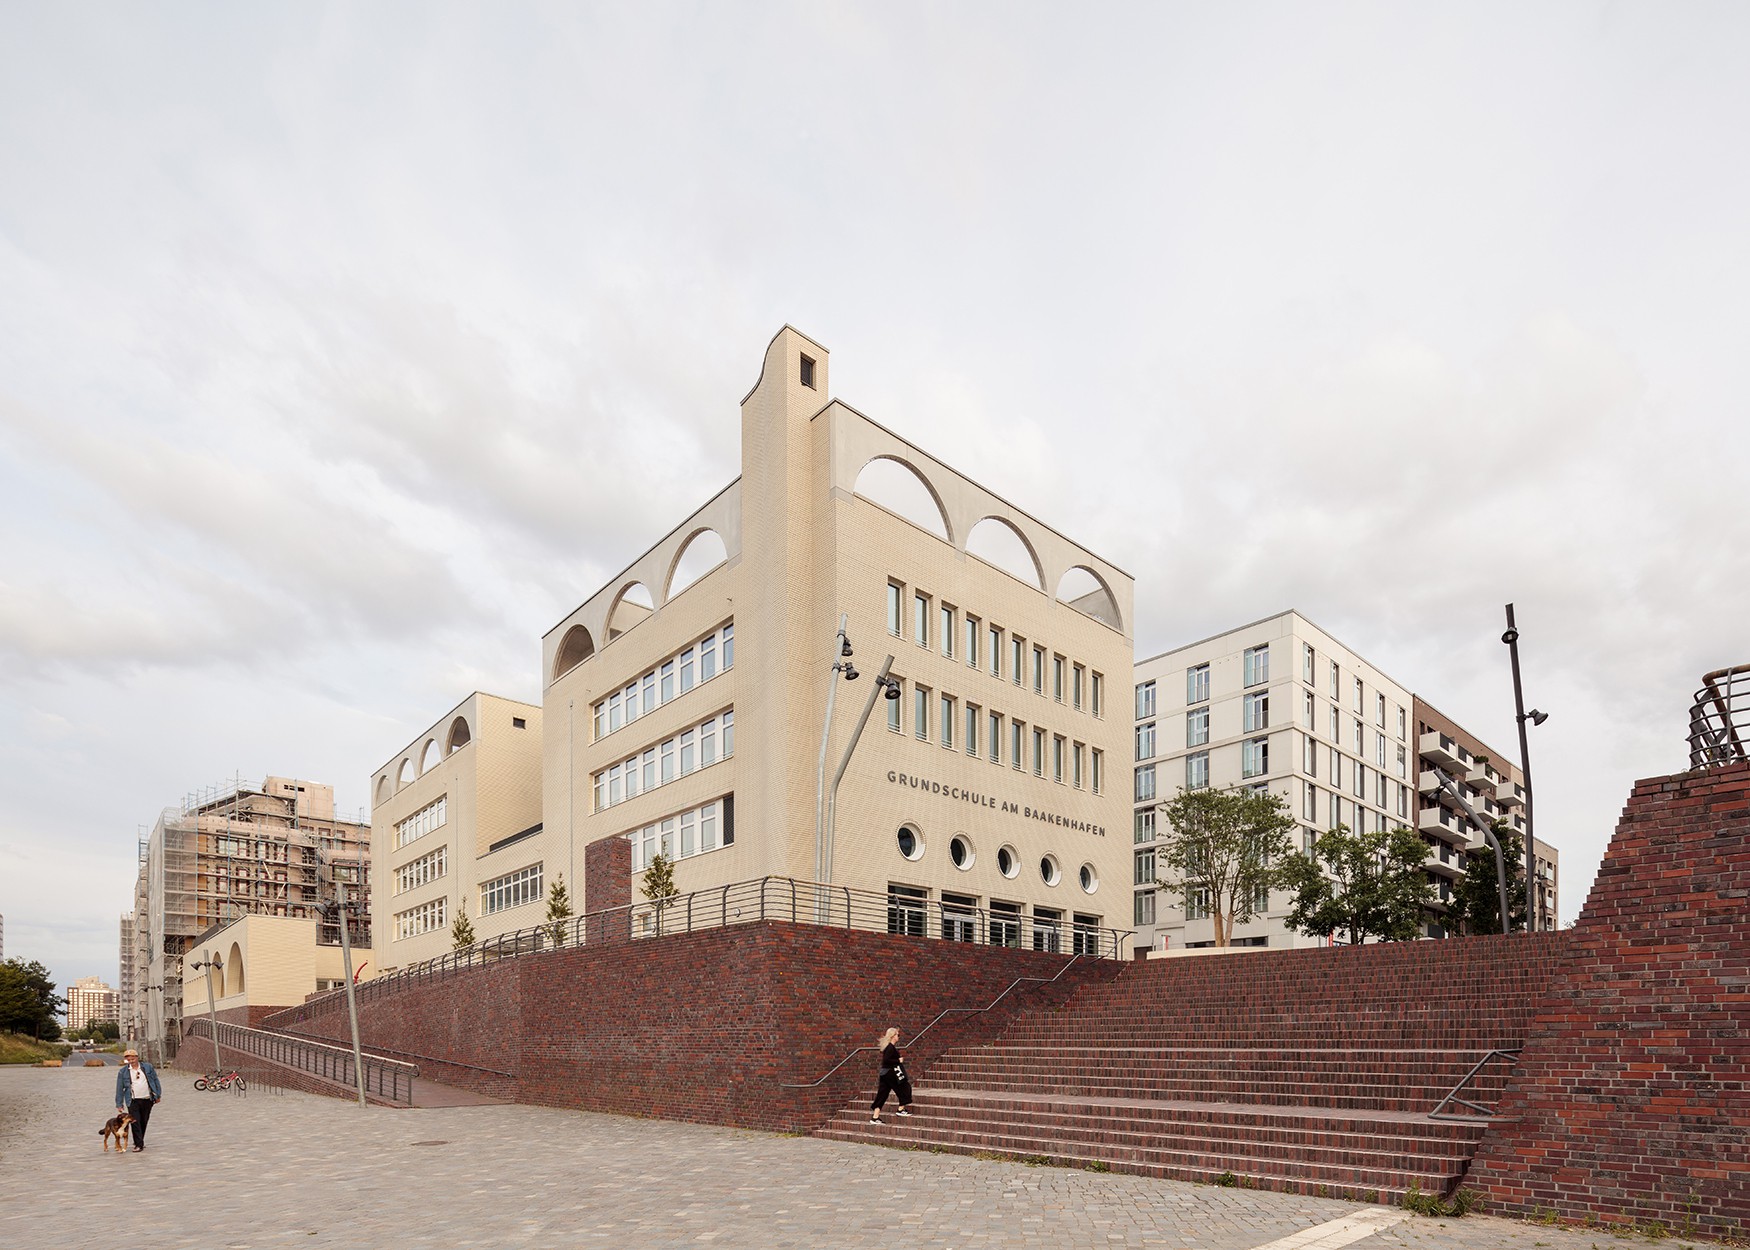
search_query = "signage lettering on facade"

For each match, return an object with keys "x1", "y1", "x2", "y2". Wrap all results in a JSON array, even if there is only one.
[{"x1": 885, "y1": 770, "x2": 1106, "y2": 837}]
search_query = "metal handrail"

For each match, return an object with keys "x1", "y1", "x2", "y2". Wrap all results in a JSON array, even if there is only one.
[
  {"x1": 780, "y1": 952, "x2": 1110, "y2": 1089},
  {"x1": 1427, "y1": 1047, "x2": 1522, "y2": 1120},
  {"x1": 1689, "y1": 665, "x2": 1750, "y2": 770},
  {"x1": 186, "y1": 1017, "x2": 419, "y2": 1105},
  {"x1": 264, "y1": 875, "x2": 1133, "y2": 1031}
]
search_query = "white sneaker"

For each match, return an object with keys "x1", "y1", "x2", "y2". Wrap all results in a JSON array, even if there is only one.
[{"x1": 895, "y1": 1109, "x2": 912, "y2": 1117}]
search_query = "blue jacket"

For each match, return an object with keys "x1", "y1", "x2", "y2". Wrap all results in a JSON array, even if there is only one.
[{"x1": 116, "y1": 1060, "x2": 162, "y2": 1107}]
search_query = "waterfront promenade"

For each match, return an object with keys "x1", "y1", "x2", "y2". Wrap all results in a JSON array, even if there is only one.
[{"x1": 0, "y1": 1065, "x2": 1665, "y2": 1250}]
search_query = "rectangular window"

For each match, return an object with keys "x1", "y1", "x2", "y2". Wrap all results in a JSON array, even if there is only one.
[
  {"x1": 888, "y1": 682, "x2": 903, "y2": 732},
  {"x1": 1353, "y1": 762, "x2": 1367, "y2": 798},
  {"x1": 1330, "y1": 705, "x2": 1340, "y2": 741},
  {"x1": 1134, "y1": 809, "x2": 1156, "y2": 843},
  {"x1": 965, "y1": 616, "x2": 979, "y2": 667},
  {"x1": 395, "y1": 845, "x2": 448, "y2": 895},
  {"x1": 1375, "y1": 732, "x2": 1386, "y2": 767},
  {"x1": 1134, "y1": 891, "x2": 1156, "y2": 927},
  {"x1": 1091, "y1": 672, "x2": 1103, "y2": 716},
  {"x1": 609, "y1": 690, "x2": 623, "y2": 733},
  {"x1": 1354, "y1": 719, "x2": 1364, "y2": 754},
  {"x1": 395, "y1": 797, "x2": 448, "y2": 850},
  {"x1": 1032, "y1": 727, "x2": 1046, "y2": 777},
  {"x1": 678, "y1": 728, "x2": 695, "y2": 776},
  {"x1": 1353, "y1": 676, "x2": 1364, "y2": 714},
  {"x1": 1137, "y1": 721, "x2": 1157, "y2": 760},
  {"x1": 887, "y1": 583, "x2": 903, "y2": 636},
  {"x1": 1243, "y1": 691, "x2": 1269, "y2": 733},
  {"x1": 1303, "y1": 733, "x2": 1316, "y2": 775},
  {"x1": 1010, "y1": 719, "x2": 1023, "y2": 770},
  {"x1": 915, "y1": 687, "x2": 930, "y2": 741},
  {"x1": 700, "y1": 637, "x2": 716, "y2": 683},
  {"x1": 680, "y1": 647, "x2": 695, "y2": 693},
  {"x1": 1011, "y1": 637, "x2": 1024, "y2": 686},
  {"x1": 965, "y1": 704, "x2": 979, "y2": 757},
  {"x1": 1242, "y1": 736, "x2": 1269, "y2": 778},
  {"x1": 1302, "y1": 690, "x2": 1314, "y2": 727},
  {"x1": 1186, "y1": 751, "x2": 1210, "y2": 790},
  {"x1": 1073, "y1": 664, "x2": 1085, "y2": 710},
  {"x1": 1136, "y1": 680, "x2": 1157, "y2": 719},
  {"x1": 660, "y1": 660, "x2": 675, "y2": 704},
  {"x1": 480, "y1": 864, "x2": 543, "y2": 916},
  {"x1": 1303, "y1": 781, "x2": 1317, "y2": 821},
  {"x1": 1330, "y1": 749, "x2": 1341, "y2": 788},
  {"x1": 1135, "y1": 848, "x2": 1157, "y2": 886},
  {"x1": 914, "y1": 593, "x2": 929, "y2": 647},
  {"x1": 1303, "y1": 643, "x2": 1315, "y2": 683},
  {"x1": 1396, "y1": 744, "x2": 1408, "y2": 777},
  {"x1": 1072, "y1": 742, "x2": 1085, "y2": 788},
  {"x1": 1092, "y1": 748, "x2": 1103, "y2": 794},
  {"x1": 988, "y1": 711, "x2": 1001, "y2": 762},
  {"x1": 1032, "y1": 646, "x2": 1045, "y2": 694},
  {"x1": 990, "y1": 900, "x2": 1022, "y2": 948},
  {"x1": 940, "y1": 603, "x2": 955, "y2": 656},
  {"x1": 1376, "y1": 692, "x2": 1386, "y2": 728},
  {"x1": 661, "y1": 739, "x2": 675, "y2": 784},
  {"x1": 988, "y1": 625, "x2": 1000, "y2": 675},
  {"x1": 1329, "y1": 660, "x2": 1339, "y2": 697},
  {"x1": 1397, "y1": 707, "x2": 1407, "y2": 740},
  {"x1": 1052, "y1": 655, "x2": 1065, "y2": 702},
  {"x1": 1185, "y1": 887, "x2": 1210, "y2": 922},
  {"x1": 887, "y1": 884, "x2": 928, "y2": 938},
  {"x1": 1186, "y1": 707, "x2": 1208, "y2": 747},
  {"x1": 1052, "y1": 735, "x2": 1065, "y2": 783},
  {"x1": 1187, "y1": 664, "x2": 1210, "y2": 704},
  {"x1": 1032, "y1": 907, "x2": 1062, "y2": 953},
  {"x1": 941, "y1": 694, "x2": 955, "y2": 749},
  {"x1": 1398, "y1": 782, "x2": 1409, "y2": 818},
  {"x1": 1243, "y1": 645, "x2": 1269, "y2": 687}
]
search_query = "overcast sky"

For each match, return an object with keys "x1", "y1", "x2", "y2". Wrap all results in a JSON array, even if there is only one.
[{"x1": 4, "y1": 2, "x2": 1747, "y2": 1000}]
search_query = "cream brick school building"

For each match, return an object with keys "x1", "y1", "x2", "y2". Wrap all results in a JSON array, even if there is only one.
[{"x1": 369, "y1": 328, "x2": 1134, "y2": 968}]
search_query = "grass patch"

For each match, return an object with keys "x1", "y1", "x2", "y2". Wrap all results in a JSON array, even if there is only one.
[
  {"x1": 1084, "y1": 1160, "x2": 1110, "y2": 1173},
  {"x1": 0, "y1": 1034, "x2": 72, "y2": 1066},
  {"x1": 1401, "y1": 1182, "x2": 1483, "y2": 1218}
]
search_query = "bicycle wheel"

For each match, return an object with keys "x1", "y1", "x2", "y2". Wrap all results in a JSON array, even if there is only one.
[
  {"x1": 193, "y1": 1077, "x2": 209, "y2": 1091},
  {"x1": 232, "y1": 1076, "x2": 247, "y2": 1095}
]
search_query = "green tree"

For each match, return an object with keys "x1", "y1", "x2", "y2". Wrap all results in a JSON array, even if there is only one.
[
  {"x1": 545, "y1": 874, "x2": 574, "y2": 947},
  {"x1": 0, "y1": 959, "x2": 65, "y2": 1039},
  {"x1": 450, "y1": 906, "x2": 476, "y2": 951},
  {"x1": 1155, "y1": 787, "x2": 1296, "y2": 947},
  {"x1": 1448, "y1": 823, "x2": 1529, "y2": 935},
  {"x1": 1280, "y1": 824, "x2": 1434, "y2": 945},
  {"x1": 641, "y1": 852, "x2": 679, "y2": 935}
]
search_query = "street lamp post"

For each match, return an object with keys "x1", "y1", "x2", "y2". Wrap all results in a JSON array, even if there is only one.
[
  {"x1": 1501, "y1": 604, "x2": 1548, "y2": 932},
  {"x1": 188, "y1": 955, "x2": 223, "y2": 1075},
  {"x1": 822, "y1": 655, "x2": 901, "y2": 896}
]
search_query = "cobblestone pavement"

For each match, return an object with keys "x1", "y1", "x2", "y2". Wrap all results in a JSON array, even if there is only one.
[{"x1": 0, "y1": 1066, "x2": 1677, "y2": 1250}]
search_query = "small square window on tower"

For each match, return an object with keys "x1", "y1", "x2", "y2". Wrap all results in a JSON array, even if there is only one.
[{"x1": 799, "y1": 354, "x2": 816, "y2": 388}]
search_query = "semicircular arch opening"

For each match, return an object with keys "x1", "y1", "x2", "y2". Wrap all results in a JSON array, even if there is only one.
[
  {"x1": 445, "y1": 716, "x2": 472, "y2": 754},
  {"x1": 852, "y1": 456, "x2": 951, "y2": 543},
  {"x1": 1055, "y1": 566, "x2": 1123, "y2": 632},
  {"x1": 665, "y1": 529, "x2": 729, "y2": 601},
  {"x1": 225, "y1": 943, "x2": 244, "y2": 998},
  {"x1": 607, "y1": 583, "x2": 655, "y2": 642},
  {"x1": 553, "y1": 624, "x2": 596, "y2": 681},
  {"x1": 418, "y1": 738, "x2": 439, "y2": 775},
  {"x1": 967, "y1": 516, "x2": 1045, "y2": 590}
]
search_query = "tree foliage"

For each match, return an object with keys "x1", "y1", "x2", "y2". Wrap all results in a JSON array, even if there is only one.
[
  {"x1": 0, "y1": 959, "x2": 65, "y2": 1039},
  {"x1": 1448, "y1": 823, "x2": 1529, "y2": 935},
  {"x1": 450, "y1": 906, "x2": 476, "y2": 951},
  {"x1": 1280, "y1": 824, "x2": 1435, "y2": 945},
  {"x1": 545, "y1": 874, "x2": 574, "y2": 946},
  {"x1": 1155, "y1": 787, "x2": 1296, "y2": 947},
  {"x1": 641, "y1": 852, "x2": 679, "y2": 935}
]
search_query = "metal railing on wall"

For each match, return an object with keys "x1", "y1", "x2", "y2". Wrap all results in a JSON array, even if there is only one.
[
  {"x1": 1690, "y1": 665, "x2": 1750, "y2": 770},
  {"x1": 286, "y1": 875, "x2": 1133, "y2": 1019},
  {"x1": 186, "y1": 1017, "x2": 418, "y2": 1106}
]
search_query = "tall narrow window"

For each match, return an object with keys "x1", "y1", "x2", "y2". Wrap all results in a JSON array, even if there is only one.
[
  {"x1": 1135, "y1": 763, "x2": 1157, "y2": 802},
  {"x1": 1303, "y1": 643, "x2": 1315, "y2": 683},
  {"x1": 1329, "y1": 660, "x2": 1339, "y2": 697},
  {"x1": 914, "y1": 593, "x2": 929, "y2": 647},
  {"x1": 1053, "y1": 735, "x2": 1065, "y2": 783},
  {"x1": 1243, "y1": 645, "x2": 1270, "y2": 687},
  {"x1": 887, "y1": 681, "x2": 903, "y2": 732},
  {"x1": 1376, "y1": 692, "x2": 1386, "y2": 727},
  {"x1": 915, "y1": 687, "x2": 930, "y2": 742},
  {"x1": 988, "y1": 711, "x2": 1001, "y2": 762},
  {"x1": 940, "y1": 604, "x2": 955, "y2": 656},
  {"x1": 1091, "y1": 672, "x2": 1103, "y2": 717},
  {"x1": 1011, "y1": 637, "x2": 1024, "y2": 686},
  {"x1": 1092, "y1": 749, "x2": 1103, "y2": 794},
  {"x1": 1011, "y1": 720, "x2": 1023, "y2": 770},
  {"x1": 1242, "y1": 736, "x2": 1269, "y2": 778},
  {"x1": 887, "y1": 583, "x2": 903, "y2": 636},
  {"x1": 1186, "y1": 664, "x2": 1210, "y2": 704},
  {"x1": 988, "y1": 625, "x2": 1000, "y2": 675},
  {"x1": 1073, "y1": 664, "x2": 1085, "y2": 710},
  {"x1": 1186, "y1": 707, "x2": 1208, "y2": 747},
  {"x1": 1032, "y1": 647, "x2": 1045, "y2": 694},
  {"x1": 1073, "y1": 742, "x2": 1085, "y2": 789},
  {"x1": 1032, "y1": 727, "x2": 1045, "y2": 776},
  {"x1": 965, "y1": 616, "x2": 979, "y2": 667},
  {"x1": 1137, "y1": 721, "x2": 1157, "y2": 760},
  {"x1": 1243, "y1": 691, "x2": 1269, "y2": 732},
  {"x1": 941, "y1": 694, "x2": 955, "y2": 749},
  {"x1": 1186, "y1": 751, "x2": 1210, "y2": 790},
  {"x1": 1136, "y1": 680, "x2": 1157, "y2": 719},
  {"x1": 1052, "y1": 655, "x2": 1064, "y2": 702},
  {"x1": 965, "y1": 704, "x2": 979, "y2": 757}
]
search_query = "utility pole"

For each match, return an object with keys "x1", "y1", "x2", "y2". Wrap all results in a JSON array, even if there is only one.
[{"x1": 190, "y1": 956, "x2": 223, "y2": 1075}]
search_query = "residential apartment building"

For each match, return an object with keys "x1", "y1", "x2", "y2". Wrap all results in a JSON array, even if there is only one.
[
  {"x1": 370, "y1": 327, "x2": 1135, "y2": 964},
  {"x1": 369, "y1": 694, "x2": 544, "y2": 971},
  {"x1": 123, "y1": 777, "x2": 371, "y2": 1054},
  {"x1": 64, "y1": 975, "x2": 118, "y2": 1032},
  {"x1": 1133, "y1": 611, "x2": 1554, "y2": 953}
]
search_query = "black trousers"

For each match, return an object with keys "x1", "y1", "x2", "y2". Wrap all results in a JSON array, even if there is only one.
[
  {"x1": 870, "y1": 1072, "x2": 912, "y2": 1110},
  {"x1": 128, "y1": 1097, "x2": 154, "y2": 1148}
]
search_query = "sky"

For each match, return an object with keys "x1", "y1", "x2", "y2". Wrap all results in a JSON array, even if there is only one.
[{"x1": 3, "y1": 2, "x2": 1747, "y2": 1001}]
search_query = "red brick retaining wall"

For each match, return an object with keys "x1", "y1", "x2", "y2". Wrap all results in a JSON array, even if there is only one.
[{"x1": 1468, "y1": 761, "x2": 1750, "y2": 1236}]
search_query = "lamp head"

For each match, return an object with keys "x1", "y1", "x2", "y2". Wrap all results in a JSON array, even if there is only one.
[
  {"x1": 840, "y1": 637, "x2": 854, "y2": 658},
  {"x1": 843, "y1": 663, "x2": 859, "y2": 681},
  {"x1": 1525, "y1": 709, "x2": 1548, "y2": 726},
  {"x1": 882, "y1": 680, "x2": 901, "y2": 701},
  {"x1": 1501, "y1": 628, "x2": 1519, "y2": 645}
]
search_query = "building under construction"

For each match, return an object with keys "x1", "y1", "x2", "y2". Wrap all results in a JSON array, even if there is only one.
[{"x1": 121, "y1": 776, "x2": 371, "y2": 1054}]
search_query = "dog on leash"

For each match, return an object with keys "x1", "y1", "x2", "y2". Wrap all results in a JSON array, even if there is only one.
[{"x1": 99, "y1": 1112, "x2": 134, "y2": 1152}]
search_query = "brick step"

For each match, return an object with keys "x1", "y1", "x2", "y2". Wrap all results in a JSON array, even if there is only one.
[
  {"x1": 930, "y1": 1050, "x2": 1511, "y2": 1082},
  {"x1": 910, "y1": 1076, "x2": 1485, "y2": 1113},
  {"x1": 990, "y1": 1029, "x2": 1528, "y2": 1048},
  {"x1": 816, "y1": 1097, "x2": 1476, "y2": 1200}
]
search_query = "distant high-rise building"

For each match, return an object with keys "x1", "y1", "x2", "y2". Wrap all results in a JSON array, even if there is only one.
[
  {"x1": 1132, "y1": 610, "x2": 1555, "y2": 954},
  {"x1": 65, "y1": 975, "x2": 119, "y2": 1032},
  {"x1": 118, "y1": 913, "x2": 135, "y2": 1041},
  {"x1": 125, "y1": 776, "x2": 371, "y2": 1055}
]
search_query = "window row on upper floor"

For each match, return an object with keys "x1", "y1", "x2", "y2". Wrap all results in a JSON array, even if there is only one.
[
  {"x1": 593, "y1": 622, "x2": 734, "y2": 742},
  {"x1": 394, "y1": 796, "x2": 447, "y2": 851},
  {"x1": 1137, "y1": 644, "x2": 1409, "y2": 746},
  {"x1": 886, "y1": 581, "x2": 1105, "y2": 717},
  {"x1": 881, "y1": 674, "x2": 1105, "y2": 794},
  {"x1": 593, "y1": 710, "x2": 735, "y2": 813}
]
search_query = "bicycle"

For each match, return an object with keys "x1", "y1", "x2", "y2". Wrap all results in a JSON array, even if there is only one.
[{"x1": 193, "y1": 1070, "x2": 247, "y2": 1094}]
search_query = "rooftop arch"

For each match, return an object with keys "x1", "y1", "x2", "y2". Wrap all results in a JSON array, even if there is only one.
[
  {"x1": 1055, "y1": 565, "x2": 1124, "y2": 632},
  {"x1": 375, "y1": 775, "x2": 390, "y2": 806},
  {"x1": 224, "y1": 943, "x2": 244, "y2": 998},
  {"x1": 418, "y1": 738, "x2": 439, "y2": 775},
  {"x1": 553, "y1": 624, "x2": 596, "y2": 681},
  {"x1": 967, "y1": 515, "x2": 1045, "y2": 590},
  {"x1": 446, "y1": 716, "x2": 472, "y2": 754},
  {"x1": 852, "y1": 455, "x2": 951, "y2": 543},
  {"x1": 607, "y1": 582, "x2": 655, "y2": 641},
  {"x1": 664, "y1": 528, "x2": 729, "y2": 602},
  {"x1": 397, "y1": 758, "x2": 414, "y2": 788}
]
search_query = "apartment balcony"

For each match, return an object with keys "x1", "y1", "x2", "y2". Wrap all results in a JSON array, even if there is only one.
[
  {"x1": 1417, "y1": 806, "x2": 1461, "y2": 837},
  {"x1": 1425, "y1": 843, "x2": 1465, "y2": 879},
  {"x1": 1418, "y1": 731, "x2": 1463, "y2": 769},
  {"x1": 1417, "y1": 769, "x2": 1443, "y2": 795},
  {"x1": 1465, "y1": 761, "x2": 1494, "y2": 789},
  {"x1": 1496, "y1": 778, "x2": 1526, "y2": 807}
]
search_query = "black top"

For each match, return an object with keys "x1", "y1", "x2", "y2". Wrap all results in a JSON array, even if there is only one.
[{"x1": 880, "y1": 1042, "x2": 901, "y2": 1071}]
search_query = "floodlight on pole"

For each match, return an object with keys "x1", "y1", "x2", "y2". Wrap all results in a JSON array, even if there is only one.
[{"x1": 1502, "y1": 604, "x2": 1546, "y2": 932}]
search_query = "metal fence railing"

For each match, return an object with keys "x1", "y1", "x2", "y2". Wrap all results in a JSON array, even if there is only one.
[
  {"x1": 186, "y1": 1017, "x2": 418, "y2": 1105},
  {"x1": 1690, "y1": 665, "x2": 1750, "y2": 770},
  {"x1": 279, "y1": 875, "x2": 1133, "y2": 1019}
]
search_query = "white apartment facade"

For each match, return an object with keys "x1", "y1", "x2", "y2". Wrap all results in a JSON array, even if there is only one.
[
  {"x1": 1133, "y1": 611, "x2": 1549, "y2": 953},
  {"x1": 65, "y1": 975, "x2": 119, "y2": 1032}
]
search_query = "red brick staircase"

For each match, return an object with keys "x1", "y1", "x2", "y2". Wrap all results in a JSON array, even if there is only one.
[{"x1": 817, "y1": 932, "x2": 1567, "y2": 1200}]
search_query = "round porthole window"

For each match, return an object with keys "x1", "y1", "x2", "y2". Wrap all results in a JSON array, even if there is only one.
[
  {"x1": 896, "y1": 825, "x2": 924, "y2": 861},
  {"x1": 949, "y1": 834, "x2": 974, "y2": 870},
  {"x1": 1040, "y1": 854, "x2": 1061, "y2": 886},
  {"x1": 1079, "y1": 863, "x2": 1098, "y2": 893},
  {"x1": 996, "y1": 845, "x2": 1018, "y2": 878}
]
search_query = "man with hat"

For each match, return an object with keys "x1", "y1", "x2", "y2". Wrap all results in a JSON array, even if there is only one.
[{"x1": 114, "y1": 1048, "x2": 162, "y2": 1151}]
